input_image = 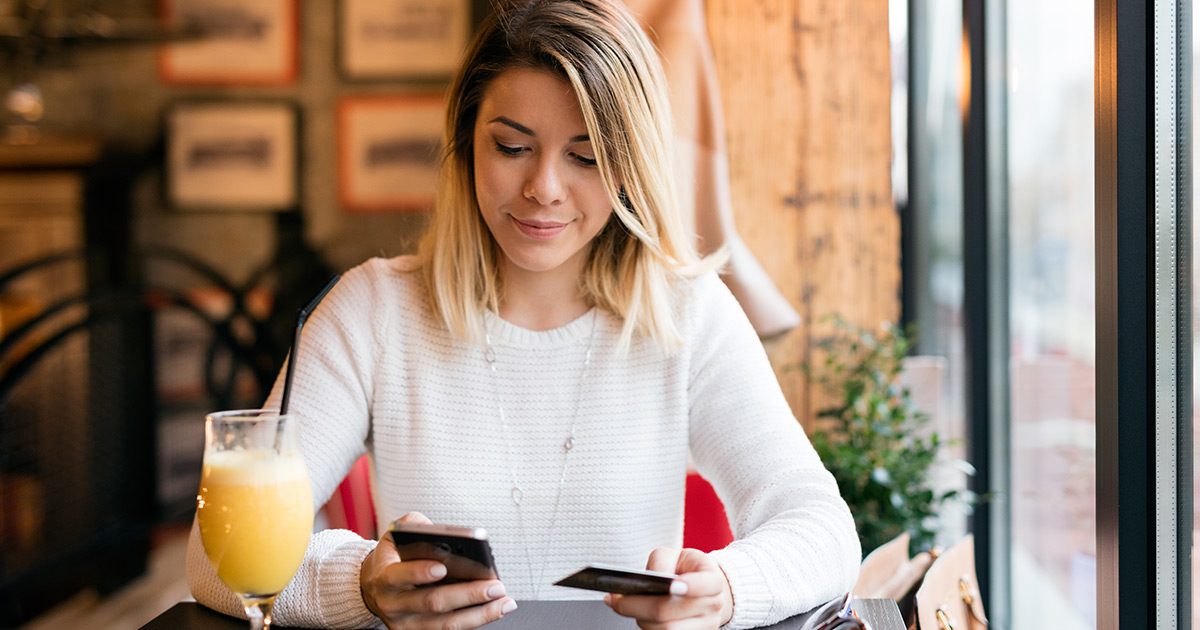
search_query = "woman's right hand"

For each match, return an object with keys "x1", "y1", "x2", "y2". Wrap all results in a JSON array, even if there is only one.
[{"x1": 360, "y1": 511, "x2": 517, "y2": 629}]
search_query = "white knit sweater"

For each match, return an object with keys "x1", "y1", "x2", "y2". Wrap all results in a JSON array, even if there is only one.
[{"x1": 186, "y1": 256, "x2": 860, "y2": 629}]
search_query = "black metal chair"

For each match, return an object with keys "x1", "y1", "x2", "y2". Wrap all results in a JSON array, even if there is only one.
[{"x1": 0, "y1": 245, "x2": 287, "y2": 625}]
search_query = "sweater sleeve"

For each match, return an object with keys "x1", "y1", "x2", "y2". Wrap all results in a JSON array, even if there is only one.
[
  {"x1": 685, "y1": 274, "x2": 861, "y2": 629},
  {"x1": 187, "y1": 520, "x2": 383, "y2": 628},
  {"x1": 186, "y1": 260, "x2": 390, "y2": 628}
]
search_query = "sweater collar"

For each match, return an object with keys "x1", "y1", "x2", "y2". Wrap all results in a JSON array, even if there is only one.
[{"x1": 483, "y1": 307, "x2": 601, "y2": 349}]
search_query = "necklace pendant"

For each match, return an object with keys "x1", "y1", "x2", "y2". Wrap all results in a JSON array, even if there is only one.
[
  {"x1": 510, "y1": 485, "x2": 524, "y2": 505},
  {"x1": 484, "y1": 345, "x2": 497, "y2": 367},
  {"x1": 563, "y1": 436, "x2": 577, "y2": 452}
]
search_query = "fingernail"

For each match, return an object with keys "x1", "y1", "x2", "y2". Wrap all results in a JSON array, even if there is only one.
[
  {"x1": 430, "y1": 564, "x2": 447, "y2": 579},
  {"x1": 603, "y1": 594, "x2": 613, "y2": 605},
  {"x1": 487, "y1": 583, "x2": 507, "y2": 598},
  {"x1": 669, "y1": 580, "x2": 688, "y2": 596},
  {"x1": 501, "y1": 599, "x2": 518, "y2": 615}
]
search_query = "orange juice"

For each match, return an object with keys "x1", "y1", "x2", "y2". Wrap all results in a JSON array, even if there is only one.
[{"x1": 197, "y1": 450, "x2": 313, "y2": 596}]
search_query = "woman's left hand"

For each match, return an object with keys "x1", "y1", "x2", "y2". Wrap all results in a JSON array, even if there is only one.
[{"x1": 604, "y1": 548, "x2": 734, "y2": 629}]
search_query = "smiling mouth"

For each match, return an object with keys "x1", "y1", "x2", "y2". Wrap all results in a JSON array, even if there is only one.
[{"x1": 512, "y1": 217, "x2": 569, "y2": 239}]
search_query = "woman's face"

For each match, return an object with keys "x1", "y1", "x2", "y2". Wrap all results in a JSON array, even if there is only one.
[{"x1": 472, "y1": 67, "x2": 614, "y2": 284}]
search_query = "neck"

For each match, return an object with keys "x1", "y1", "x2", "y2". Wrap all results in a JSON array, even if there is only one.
[{"x1": 498, "y1": 259, "x2": 591, "y2": 331}]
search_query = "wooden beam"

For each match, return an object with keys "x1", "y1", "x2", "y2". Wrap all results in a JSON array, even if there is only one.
[{"x1": 705, "y1": 0, "x2": 899, "y2": 427}]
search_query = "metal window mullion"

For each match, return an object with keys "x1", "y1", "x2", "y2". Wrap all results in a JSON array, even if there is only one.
[
  {"x1": 983, "y1": 1, "x2": 1011, "y2": 628},
  {"x1": 961, "y1": 0, "x2": 993, "y2": 610},
  {"x1": 1175, "y1": 0, "x2": 1193, "y2": 627},
  {"x1": 1098, "y1": 1, "x2": 1190, "y2": 628},
  {"x1": 1095, "y1": 0, "x2": 1153, "y2": 628},
  {"x1": 1153, "y1": 3, "x2": 1180, "y2": 630},
  {"x1": 962, "y1": 3, "x2": 1011, "y2": 625}
]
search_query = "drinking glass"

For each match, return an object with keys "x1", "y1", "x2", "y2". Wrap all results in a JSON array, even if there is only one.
[{"x1": 197, "y1": 409, "x2": 313, "y2": 629}]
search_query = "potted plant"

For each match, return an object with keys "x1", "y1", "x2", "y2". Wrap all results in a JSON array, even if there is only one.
[{"x1": 802, "y1": 316, "x2": 972, "y2": 554}]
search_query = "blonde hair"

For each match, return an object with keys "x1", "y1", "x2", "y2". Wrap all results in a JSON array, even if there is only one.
[{"x1": 418, "y1": 0, "x2": 725, "y2": 351}]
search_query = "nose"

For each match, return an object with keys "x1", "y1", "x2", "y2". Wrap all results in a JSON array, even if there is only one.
[{"x1": 523, "y1": 155, "x2": 565, "y2": 205}]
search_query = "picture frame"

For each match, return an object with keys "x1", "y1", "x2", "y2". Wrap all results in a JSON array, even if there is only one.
[
  {"x1": 338, "y1": 0, "x2": 471, "y2": 80},
  {"x1": 165, "y1": 101, "x2": 300, "y2": 212},
  {"x1": 337, "y1": 95, "x2": 444, "y2": 212},
  {"x1": 158, "y1": 0, "x2": 299, "y2": 86}
]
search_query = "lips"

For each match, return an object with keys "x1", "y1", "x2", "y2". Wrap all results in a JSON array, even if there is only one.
[{"x1": 512, "y1": 216, "x2": 569, "y2": 239}]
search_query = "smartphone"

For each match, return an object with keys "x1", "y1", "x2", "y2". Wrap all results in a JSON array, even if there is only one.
[
  {"x1": 387, "y1": 521, "x2": 499, "y2": 584},
  {"x1": 553, "y1": 564, "x2": 679, "y2": 595}
]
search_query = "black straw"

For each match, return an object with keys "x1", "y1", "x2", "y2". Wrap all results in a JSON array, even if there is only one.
[{"x1": 279, "y1": 274, "x2": 341, "y2": 415}]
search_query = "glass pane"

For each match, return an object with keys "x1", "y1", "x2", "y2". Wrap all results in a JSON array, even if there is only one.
[
  {"x1": 1007, "y1": 1, "x2": 1096, "y2": 628},
  {"x1": 907, "y1": 0, "x2": 969, "y2": 554}
]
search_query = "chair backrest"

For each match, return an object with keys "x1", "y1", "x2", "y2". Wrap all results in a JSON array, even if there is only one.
[
  {"x1": 915, "y1": 535, "x2": 987, "y2": 630},
  {"x1": 322, "y1": 455, "x2": 378, "y2": 539},
  {"x1": 683, "y1": 471, "x2": 734, "y2": 552},
  {"x1": 855, "y1": 531, "x2": 910, "y2": 597},
  {"x1": 322, "y1": 465, "x2": 736, "y2": 549}
]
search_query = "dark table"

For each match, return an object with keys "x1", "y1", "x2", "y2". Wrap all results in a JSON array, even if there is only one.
[{"x1": 141, "y1": 599, "x2": 904, "y2": 630}]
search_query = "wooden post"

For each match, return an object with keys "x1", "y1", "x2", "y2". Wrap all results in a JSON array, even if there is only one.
[{"x1": 705, "y1": 0, "x2": 899, "y2": 428}]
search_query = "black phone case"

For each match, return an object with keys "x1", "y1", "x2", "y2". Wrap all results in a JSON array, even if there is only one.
[{"x1": 389, "y1": 527, "x2": 499, "y2": 583}]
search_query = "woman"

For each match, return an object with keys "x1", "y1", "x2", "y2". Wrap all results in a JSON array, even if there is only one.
[{"x1": 187, "y1": 0, "x2": 860, "y2": 628}]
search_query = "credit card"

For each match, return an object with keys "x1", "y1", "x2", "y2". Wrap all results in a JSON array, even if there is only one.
[{"x1": 553, "y1": 564, "x2": 679, "y2": 595}]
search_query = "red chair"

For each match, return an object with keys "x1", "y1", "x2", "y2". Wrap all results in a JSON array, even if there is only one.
[
  {"x1": 322, "y1": 458, "x2": 735, "y2": 552},
  {"x1": 321, "y1": 455, "x2": 377, "y2": 539},
  {"x1": 683, "y1": 472, "x2": 735, "y2": 552}
]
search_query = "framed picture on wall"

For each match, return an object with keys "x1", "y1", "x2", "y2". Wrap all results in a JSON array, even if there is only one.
[
  {"x1": 158, "y1": 0, "x2": 299, "y2": 86},
  {"x1": 338, "y1": 0, "x2": 470, "y2": 80},
  {"x1": 166, "y1": 101, "x2": 300, "y2": 212},
  {"x1": 337, "y1": 95, "x2": 444, "y2": 212}
]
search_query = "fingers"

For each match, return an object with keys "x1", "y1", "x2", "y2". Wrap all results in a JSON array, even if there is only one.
[
  {"x1": 395, "y1": 511, "x2": 433, "y2": 525},
  {"x1": 394, "y1": 579, "x2": 508, "y2": 615},
  {"x1": 606, "y1": 590, "x2": 725, "y2": 625},
  {"x1": 381, "y1": 512, "x2": 450, "y2": 587},
  {"x1": 373, "y1": 534, "x2": 402, "y2": 564},
  {"x1": 645, "y1": 547, "x2": 682, "y2": 573},
  {"x1": 647, "y1": 547, "x2": 724, "y2": 598},
  {"x1": 382, "y1": 558, "x2": 450, "y2": 588},
  {"x1": 388, "y1": 595, "x2": 517, "y2": 630},
  {"x1": 381, "y1": 513, "x2": 435, "y2": 565},
  {"x1": 373, "y1": 579, "x2": 517, "y2": 626},
  {"x1": 607, "y1": 548, "x2": 734, "y2": 628},
  {"x1": 671, "y1": 549, "x2": 726, "y2": 598},
  {"x1": 674, "y1": 548, "x2": 715, "y2": 573},
  {"x1": 365, "y1": 513, "x2": 519, "y2": 628}
]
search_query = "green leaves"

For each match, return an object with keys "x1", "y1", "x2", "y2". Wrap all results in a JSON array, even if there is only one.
[{"x1": 803, "y1": 316, "x2": 967, "y2": 554}]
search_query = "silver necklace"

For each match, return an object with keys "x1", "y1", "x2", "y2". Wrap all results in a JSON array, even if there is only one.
[{"x1": 484, "y1": 309, "x2": 598, "y2": 599}]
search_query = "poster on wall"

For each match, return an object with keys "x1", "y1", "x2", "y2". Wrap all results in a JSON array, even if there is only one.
[
  {"x1": 166, "y1": 101, "x2": 299, "y2": 212},
  {"x1": 339, "y1": 0, "x2": 470, "y2": 80},
  {"x1": 159, "y1": 0, "x2": 299, "y2": 86},
  {"x1": 337, "y1": 95, "x2": 444, "y2": 212}
]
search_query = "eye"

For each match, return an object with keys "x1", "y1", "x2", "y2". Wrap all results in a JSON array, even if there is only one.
[
  {"x1": 494, "y1": 142, "x2": 525, "y2": 156},
  {"x1": 573, "y1": 153, "x2": 598, "y2": 167}
]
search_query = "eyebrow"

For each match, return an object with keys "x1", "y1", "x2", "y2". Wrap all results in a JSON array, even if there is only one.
[{"x1": 489, "y1": 116, "x2": 590, "y2": 144}]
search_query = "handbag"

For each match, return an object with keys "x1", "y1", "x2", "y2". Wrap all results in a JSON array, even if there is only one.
[{"x1": 914, "y1": 536, "x2": 988, "y2": 630}]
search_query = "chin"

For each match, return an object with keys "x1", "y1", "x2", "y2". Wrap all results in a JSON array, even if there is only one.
[
  {"x1": 507, "y1": 255, "x2": 572, "y2": 273},
  {"x1": 499, "y1": 244, "x2": 582, "y2": 273}
]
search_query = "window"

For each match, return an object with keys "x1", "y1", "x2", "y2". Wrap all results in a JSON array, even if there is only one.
[{"x1": 1006, "y1": 1, "x2": 1096, "y2": 627}]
